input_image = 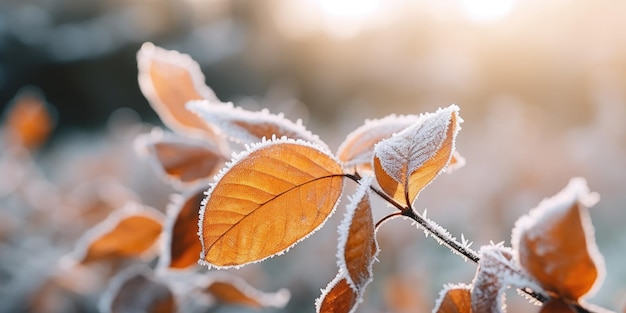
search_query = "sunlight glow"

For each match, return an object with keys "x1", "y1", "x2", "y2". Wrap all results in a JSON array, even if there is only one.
[
  {"x1": 314, "y1": 0, "x2": 381, "y2": 19},
  {"x1": 461, "y1": 0, "x2": 517, "y2": 22},
  {"x1": 274, "y1": 0, "x2": 386, "y2": 39}
]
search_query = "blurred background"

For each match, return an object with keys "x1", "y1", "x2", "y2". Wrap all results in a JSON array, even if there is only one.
[{"x1": 1, "y1": 0, "x2": 625, "y2": 312}]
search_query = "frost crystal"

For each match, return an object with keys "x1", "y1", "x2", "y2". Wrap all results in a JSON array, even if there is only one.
[
  {"x1": 373, "y1": 105, "x2": 461, "y2": 184},
  {"x1": 187, "y1": 100, "x2": 327, "y2": 148}
]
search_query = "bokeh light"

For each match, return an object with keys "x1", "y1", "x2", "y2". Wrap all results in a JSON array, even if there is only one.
[{"x1": 460, "y1": 0, "x2": 517, "y2": 22}]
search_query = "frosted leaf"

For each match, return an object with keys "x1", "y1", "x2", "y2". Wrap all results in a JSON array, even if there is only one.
[
  {"x1": 68, "y1": 202, "x2": 164, "y2": 265},
  {"x1": 336, "y1": 114, "x2": 421, "y2": 170},
  {"x1": 315, "y1": 271, "x2": 360, "y2": 313},
  {"x1": 157, "y1": 185, "x2": 206, "y2": 272},
  {"x1": 336, "y1": 175, "x2": 379, "y2": 291},
  {"x1": 137, "y1": 42, "x2": 222, "y2": 138},
  {"x1": 432, "y1": 283, "x2": 472, "y2": 313},
  {"x1": 470, "y1": 245, "x2": 542, "y2": 313},
  {"x1": 194, "y1": 272, "x2": 290, "y2": 308},
  {"x1": 511, "y1": 177, "x2": 605, "y2": 301},
  {"x1": 135, "y1": 128, "x2": 228, "y2": 188},
  {"x1": 187, "y1": 100, "x2": 327, "y2": 148},
  {"x1": 198, "y1": 136, "x2": 343, "y2": 269},
  {"x1": 373, "y1": 105, "x2": 462, "y2": 207},
  {"x1": 99, "y1": 266, "x2": 175, "y2": 313}
]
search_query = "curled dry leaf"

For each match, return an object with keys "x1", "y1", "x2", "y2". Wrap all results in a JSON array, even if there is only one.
[
  {"x1": 157, "y1": 185, "x2": 206, "y2": 271},
  {"x1": 511, "y1": 178, "x2": 605, "y2": 301},
  {"x1": 70, "y1": 202, "x2": 164, "y2": 265},
  {"x1": 1, "y1": 87, "x2": 56, "y2": 150},
  {"x1": 433, "y1": 284, "x2": 472, "y2": 313},
  {"x1": 195, "y1": 272, "x2": 290, "y2": 308},
  {"x1": 136, "y1": 129, "x2": 227, "y2": 187},
  {"x1": 199, "y1": 138, "x2": 343, "y2": 268},
  {"x1": 336, "y1": 114, "x2": 420, "y2": 170},
  {"x1": 373, "y1": 105, "x2": 461, "y2": 207},
  {"x1": 100, "y1": 267, "x2": 175, "y2": 313},
  {"x1": 137, "y1": 42, "x2": 221, "y2": 139},
  {"x1": 337, "y1": 175, "x2": 378, "y2": 291},
  {"x1": 187, "y1": 100, "x2": 327, "y2": 148},
  {"x1": 316, "y1": 272, "x2": 358, "y2": 313}
]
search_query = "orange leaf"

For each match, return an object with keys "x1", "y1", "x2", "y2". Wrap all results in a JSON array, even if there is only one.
[
  {"x1": 137, "y1": 42, "x2": 221, "y2": 139},
  {"x1": 195, "y1": 272, "x2": 290, "y2": 308},
  {"x1": 101, "y1": 267, "x2": 175, "y2": 313},
  {"x1": 316, "y1": 273, "x2": 358, "y2": 313},
  {"x1": 338, "y1": 175, "x2": 378, "y2": 291},
  {"x1": 511, "y1": 178, "x2": 604, "y2": 301},
  {"x1": 2, "y1": 87, "x2": 56, "y2": 149},
  {"x1": 433, "y1": 284, "x2": 472, "y2": 313},
  {"x1": 199, "y1": 138, "x2": 344, "y2": 268},
  {"x1": 158, "y1": 186, "x2": 206, "y2": 271},
  {"x1": 373, "y1": 105, "x2": 461, "y2": 207},
  {"x1": 70, "y1": 203, "x2": 164, "y2": 264},
  {"x1": 188, "y1": 100, "x2": 327, "y2": 147},
  {"x1": 136, "y1": 129, "x2": 227, "y2": 186},
  {"x1": 336, "y1": 114, "x2": 420, "y2": 170},
  {"x1": 539, "y1": 299, "x2": 577, "y2": 313}
]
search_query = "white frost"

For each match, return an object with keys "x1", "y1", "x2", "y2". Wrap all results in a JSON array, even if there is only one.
[
  {"x1": 194, "y1": 271, "x2": 291, "y2": 308},
  {"x1": 336, "y1": 114, "x2": 421, "y2": 168},
  {"x1": 67, "y1": 201, "x2": 164, "y2": 266},
  {"x1": 315, "y1": 270, "x2": 362, "y2": 313},
  {"x1": 136, "y1": 42, "x2": 220, "y2": 135},
  {"x1": 336, "y1": 175, "x2": 379, "y2": 291},
  {"x1": 156, "y1": 184, "x2": 207, "y2": 274},
  {"x1": 373, "y1": 104, "x2": 462, "y2": 185},
  {"x1": 134, "y1": 127, "x2": 228, "y2": 189},
  {"x1": 187, "y1": 100, "x2": 328, "y2": 149},
  {"x1": 432, "y1": 283, "x2": 472, "y2": 313}
]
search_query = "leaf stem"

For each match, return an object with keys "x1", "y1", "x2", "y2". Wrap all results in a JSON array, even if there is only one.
[
  {"x1": 401, "y1": 208, "x2": 480, "y2": 263},
  {"x1": 375, "y1": 212, "x2": 403, "y2": 230}
]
